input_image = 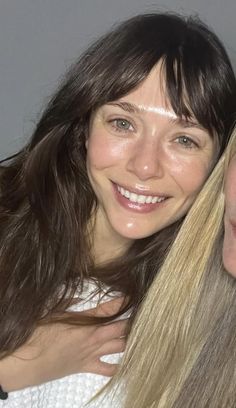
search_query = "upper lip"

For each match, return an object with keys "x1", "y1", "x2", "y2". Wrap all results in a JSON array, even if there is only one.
[{"x1": 112, "y1": 181, "x2": 170, "y2": 197}]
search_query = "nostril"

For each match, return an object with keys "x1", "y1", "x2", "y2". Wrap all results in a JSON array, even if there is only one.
[{"x1": 126, "y1": 155, "x2": 164, "y2": 180}]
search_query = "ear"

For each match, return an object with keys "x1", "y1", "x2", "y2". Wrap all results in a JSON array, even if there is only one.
[{"x1": 85, "y1": 139, "x2": 88, "y2": 149}]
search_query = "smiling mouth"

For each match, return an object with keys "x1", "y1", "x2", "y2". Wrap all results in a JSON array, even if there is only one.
[{"x1": 116, "y1": 184, "x2": 167, "y2": 204}]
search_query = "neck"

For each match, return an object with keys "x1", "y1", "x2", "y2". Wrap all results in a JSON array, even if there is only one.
[{"x1": 90, "y1": 209, "x2": 133, "y2": 265}]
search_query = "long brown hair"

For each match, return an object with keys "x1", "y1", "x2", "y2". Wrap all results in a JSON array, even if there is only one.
[
  {"x1": 116, "y1": 129, "x2": 236, "y2": 407},
  {"x1": 0, "y1": 13, "x2": 236, "y2": 357}
]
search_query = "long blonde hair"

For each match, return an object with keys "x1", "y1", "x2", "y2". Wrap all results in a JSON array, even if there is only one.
[{"x1": 114, "y1": 126, "x2": 236, "y2": 407}]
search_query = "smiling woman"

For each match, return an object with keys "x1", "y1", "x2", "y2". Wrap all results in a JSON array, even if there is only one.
[
  {"x1": 87, "y1": 62, "x2": 215, "y2": 247},
  {"x1": 117, "y1": 125, "x2": 236, "y2": 408},
  {"x1": 0, "y1": 11, "x2": 235, "y2": 408}
]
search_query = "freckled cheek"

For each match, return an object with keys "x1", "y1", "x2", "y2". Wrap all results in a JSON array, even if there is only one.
[
  {"x1": 86, "y1": 133, "x2": 131, "y2": 170},
  {"x1": 166, "y1": 157, "x2": 211, "y2": 194}
]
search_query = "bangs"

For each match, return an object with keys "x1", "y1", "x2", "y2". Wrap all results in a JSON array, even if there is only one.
[
  {"x1": 47, "y1": 13, "x2": 235, "y2": 157},
  {"x1": 161, "y1": 55, "x2": 219, "y2": 139}
]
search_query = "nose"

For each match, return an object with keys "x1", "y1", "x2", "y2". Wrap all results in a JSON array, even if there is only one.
[{"x1": 126, "y1": 139, "x2": 164, "y2": 181}]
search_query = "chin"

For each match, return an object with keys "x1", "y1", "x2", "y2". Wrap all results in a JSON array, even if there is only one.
[{"x1": 113, "y1": 225, "x2": 160, "y2": 241}]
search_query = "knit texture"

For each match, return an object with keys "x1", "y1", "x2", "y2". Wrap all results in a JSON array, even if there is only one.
[{"x1": 0, "y1": 283, "x2": 124, "y2": 407}]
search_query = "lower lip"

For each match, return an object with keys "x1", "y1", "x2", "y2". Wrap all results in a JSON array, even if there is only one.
[{"x1": 112, "y1": 183, "x2": 168, "y2": 214}]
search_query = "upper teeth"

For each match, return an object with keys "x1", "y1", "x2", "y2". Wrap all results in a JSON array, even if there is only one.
[{"x1": 117, "y1": 186, "x2": 166, "y2": 204}]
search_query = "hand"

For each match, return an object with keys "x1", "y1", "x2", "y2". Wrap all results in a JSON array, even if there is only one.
[{"x1": 0, "y1": 297, "x2": 127, "y2": 392}]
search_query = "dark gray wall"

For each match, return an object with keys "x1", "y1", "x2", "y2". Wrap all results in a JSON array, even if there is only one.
[{"x1": 1, "y1": 0, "x2": 236, "y2": 158}]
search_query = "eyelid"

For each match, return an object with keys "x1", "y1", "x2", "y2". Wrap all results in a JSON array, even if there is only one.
[
  {"x1": 178, "y1": 125, "x2": 210, "y2": 141},
  {"x1": 104, "y1": 104, "x2": 138, "y2": 123},
  {"x1": 175, "y1": 135, "x2": 200, "y2": 148},
  {"x1": 178, "y1": 130, "x2": 201, "y2": 142},
  {"x1": 173, "y1": 117, "x2": 206, "y2": 131},
  {"x1": 107, "y1": 116, "x2": 136, "y2": 132}
]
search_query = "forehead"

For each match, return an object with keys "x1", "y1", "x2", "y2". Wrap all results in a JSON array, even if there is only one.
[
  {"x1": 120, "y1": 62, "x2": 172, "y2": 112},
  {"x1": 105, "y1": 63, "x2": 206, "y2": 130}
]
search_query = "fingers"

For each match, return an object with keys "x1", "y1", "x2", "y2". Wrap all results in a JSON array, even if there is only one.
[
  {"x1": 92, "y1": 361, "x2": 119, "y2": 377},
  {"x1": 95, "y1": 319, "x2": 129, "y2": 342},
  {"x1": 82, "y1": 337, "x2": 126, "y2": 377},
  {"x1": 84, "y1": 297, "x2": 127, "y2": 318},
  {"x1": 98, "y1": 338, "x2": 126, "y2": 356}
]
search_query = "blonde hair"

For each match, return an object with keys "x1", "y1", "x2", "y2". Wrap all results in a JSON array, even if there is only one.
[{"x1": 113, "y1": 126, "x2": 236, "y2": 407}]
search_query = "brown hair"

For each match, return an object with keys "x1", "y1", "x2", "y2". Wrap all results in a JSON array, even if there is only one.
[
  {"x1": 115, "y1": 129, "x2": 236, "y2": 407},
  {"x1": 0, "y1": 12, "x2": 236, "y2": 357}
]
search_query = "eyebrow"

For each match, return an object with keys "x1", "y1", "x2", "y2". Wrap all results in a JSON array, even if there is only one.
[
  {"x1": 106, "y1": 101, "x2": 205, "y2": 131},
  {"x1": 107, "y1": 101, "x2": 141, "y2": 114}
]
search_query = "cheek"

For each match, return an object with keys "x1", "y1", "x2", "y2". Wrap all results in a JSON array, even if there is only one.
[
  {"x1": 166, "y1": 154, "x2": 212, "y2": 194},
  {"x1": 86, "y1": 132, "x2": 130, "y2": 170},
  {"x1": 86, "y1": 138, "x2": 110, "y2": 170}
]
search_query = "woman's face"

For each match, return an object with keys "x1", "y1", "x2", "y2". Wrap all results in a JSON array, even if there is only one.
[
  {"x1": 223, "y1": 153, "x2": 236, "y2": 276},
  {"x1": 86, "y1": 63, "x2": 216, "y2": 245}
]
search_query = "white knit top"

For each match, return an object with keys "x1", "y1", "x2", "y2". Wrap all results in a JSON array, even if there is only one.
[{"x1": 0, "y1": 283, "x2": 124, "y2": 408}]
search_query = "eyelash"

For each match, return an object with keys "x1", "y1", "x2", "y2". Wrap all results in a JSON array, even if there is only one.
[
  {"x1": 175, "y1": 135, "x2": 199, "y2": 149},
  {"x1": 107, "y1": 118, "x2": 200, "y2": 149},
  {"x1": 108, "y1": 118, "x2": 135, "y2": 133}
]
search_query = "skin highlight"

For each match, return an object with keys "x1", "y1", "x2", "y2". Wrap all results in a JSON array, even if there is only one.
[
  {"x1": 87, "y1": 64, "x2": 215, "y2": 251},
  {"x1": 0, "y1": 12, "x2": 235, "y2": 401},
  {"x1": 113, "y1": 127, "x2": 236, "y2": 408}
]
